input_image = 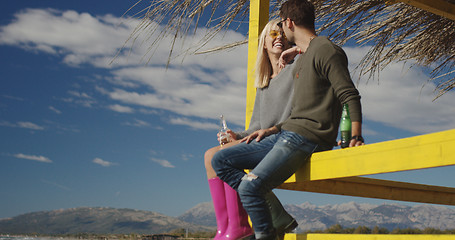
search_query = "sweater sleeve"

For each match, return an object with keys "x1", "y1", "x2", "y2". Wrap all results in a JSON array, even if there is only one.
[
  {"x1": 322, "y1": 45, "x2": 362, "y2": 122},
  {"x1": 235, "y1": 89, "x2": 261, "y2": 139}
]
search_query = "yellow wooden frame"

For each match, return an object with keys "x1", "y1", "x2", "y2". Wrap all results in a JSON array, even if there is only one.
[
  {"x1": 245, "y1": 0, "x2": 269, "y2": 129},
  {"x1": 287, "y1": 233, "x2": 455, "y2": 240},
  {"x1": 387, "y1": 0, "x2": 455, "y2": 21}
]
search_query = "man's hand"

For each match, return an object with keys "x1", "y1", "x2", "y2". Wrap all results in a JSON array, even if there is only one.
[
  {"x1": 241, "y1": 126, "x2": 279, "y2": 144},
  {"x1": 337, "y1": 121, "x2": 364, "y2": 148}
]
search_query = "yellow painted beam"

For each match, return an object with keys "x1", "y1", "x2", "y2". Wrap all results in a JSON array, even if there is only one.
[
  {"x1": 279, "y1": 176, "x2": 455, "y2": 205},
  {"x1": 245, "y1": 0, "x2": 269, "y2": 129},
  {"x1": 387, "y1": 0, "x2": 455, "y2": 21},
  {"x1": 284, "y1": 128, "x2": 455, "y2": 182},
  {"x1": 284, "y1": 233, "x2": 455, "y2": 240}
]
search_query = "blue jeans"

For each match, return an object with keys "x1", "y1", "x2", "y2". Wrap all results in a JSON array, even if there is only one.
[{"x1": 212, "y1": 130, "x2": 325, "y2": 239}]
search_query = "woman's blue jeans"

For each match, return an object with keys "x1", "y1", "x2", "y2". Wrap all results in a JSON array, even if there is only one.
[{"x1": 212, "y1": 130, "x2": 322, "y2": 239}]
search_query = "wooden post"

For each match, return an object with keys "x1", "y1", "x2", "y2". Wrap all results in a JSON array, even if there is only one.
[{"x1": 245, "y1": 0, "x2": 269, "y2": 129}]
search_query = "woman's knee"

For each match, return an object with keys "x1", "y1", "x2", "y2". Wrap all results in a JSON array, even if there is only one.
[{"x1": 204, "y1": 146, "x2": 220, "y2": 169}]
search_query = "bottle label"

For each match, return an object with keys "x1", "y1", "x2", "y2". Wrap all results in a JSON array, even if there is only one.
[
  {"x1": 219, "y1": 132, "x2": 230, "y2": 145},
  {"x1": 340, "y1": 130, "x2": 351, "y2": 148}
]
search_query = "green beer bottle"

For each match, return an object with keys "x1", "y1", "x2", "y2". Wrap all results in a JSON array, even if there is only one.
[{"x1": 340, "y1": 103, "x2": 351, "y2": 148}]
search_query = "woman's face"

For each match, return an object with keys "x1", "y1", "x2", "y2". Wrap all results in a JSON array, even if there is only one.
[{"x1": 264, "y1": 25, "x2": 289, "y2": 55}]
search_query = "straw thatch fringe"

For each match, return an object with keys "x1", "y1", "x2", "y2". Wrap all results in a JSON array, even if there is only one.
[
  {"x1": 125, "y1": 0, "x2": 454, "y2": 97},
  {"x1": 124, "y1": 0, "x2": 252, "y2": 66},
  {"x1": 315, "y1": 0, "x2": 455, "y2": 99}
]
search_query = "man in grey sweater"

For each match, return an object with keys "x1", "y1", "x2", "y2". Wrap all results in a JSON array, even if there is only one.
[{"x1": 212, "y1": 1, "x2": 364, "y2": 239}]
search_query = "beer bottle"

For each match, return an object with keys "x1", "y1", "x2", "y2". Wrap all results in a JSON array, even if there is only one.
[
  {"x1": 219, "y1": 115, "x2": 230, "y2": 145},
  {"x1": 340, "y1": 104, "x2": 351, "y2": 148}
]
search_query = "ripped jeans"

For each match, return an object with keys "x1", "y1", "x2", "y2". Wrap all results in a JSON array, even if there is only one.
[{"x1": 212, "y1": 130, "x2": 323, "y2": 239}]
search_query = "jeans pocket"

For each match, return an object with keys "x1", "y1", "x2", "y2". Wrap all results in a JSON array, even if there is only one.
[{"x1": 280, "y1": 130, "x2": 318, "y2": 153}]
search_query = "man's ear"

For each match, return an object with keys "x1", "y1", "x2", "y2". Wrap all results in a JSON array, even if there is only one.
[{"x1": 287, "y1": 18, "x2": 294, "y2": 30}]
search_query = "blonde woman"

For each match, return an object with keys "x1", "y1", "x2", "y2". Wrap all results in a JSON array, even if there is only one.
[{"x1": 204, "y1": 19, "x2": 298, "y2": 240}]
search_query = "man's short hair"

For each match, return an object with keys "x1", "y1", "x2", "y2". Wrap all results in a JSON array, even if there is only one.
[{"x1": 279, "y1": 0, "x2": 315, "y2": 30}]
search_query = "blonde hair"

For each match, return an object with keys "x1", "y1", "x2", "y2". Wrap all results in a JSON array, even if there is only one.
[{"x1": 255, "y1": 19, "x2": 281, "y2": 89}]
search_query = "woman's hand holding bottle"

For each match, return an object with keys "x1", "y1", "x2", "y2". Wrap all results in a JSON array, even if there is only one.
[{"x1": 218, "y1": 115, "x2": 237, "y2": 145}]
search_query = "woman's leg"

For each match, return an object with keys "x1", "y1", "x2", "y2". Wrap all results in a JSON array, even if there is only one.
[
  {"x1": 208, "y1": 177, "x2": 229, "y2": 240},
  {"x1": 205, "y1": 140, "x2": 241, "y2": 179},
  {"x1": 205, "y1": 140, "x2": 252, "y2": 240},
  {"x1": 205, "y1": 145, "x2": 222, "y2": 179}
]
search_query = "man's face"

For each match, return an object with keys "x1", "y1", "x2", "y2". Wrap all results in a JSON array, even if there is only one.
[{"x1": 278, "y1": 18, "x2": 294, "y2": 43}]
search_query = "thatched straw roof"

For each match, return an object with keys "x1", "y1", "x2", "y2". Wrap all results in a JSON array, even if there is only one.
[{"x1": 126, "y1": 0, "x2": 455, "y2": 98}]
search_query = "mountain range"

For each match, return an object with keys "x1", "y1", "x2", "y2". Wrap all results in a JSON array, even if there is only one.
[
  {"x1": 0, "y1": 207, "x2": 214, "y2": 234},
  {"x1": 2, "y1": 202, "x2": 455, "y2": 234},
  {"x1": 181, "y1": 201, "x2": 455, "y2": 232}
]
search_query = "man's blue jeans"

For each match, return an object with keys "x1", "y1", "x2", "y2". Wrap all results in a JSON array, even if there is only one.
[{"x1": 212, "y1": 130, "x2": 323, "y2": 239}]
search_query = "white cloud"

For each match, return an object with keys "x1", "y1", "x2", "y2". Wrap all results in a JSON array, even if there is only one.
[
  {"x1": 169, "y1": 117, "x2": 219, "y2": 130},
  {"x1": 123, "y1": 119, "x2": 150, "y2": 127},
  {"x1": 108, "y1": 104, "x2": 134, "y2": 113},
  {"x1": 2, "y1": 95, "x2": 25, "y2": 101},
  {"x1": 181, "y1": 153, "x2": 194, "y2": 161},
  {"x1": 49, "y1": 106, "x2": 62, "y2": 114},
  {"x1": 68, "y1": 90, "x2": 92, "y2": 99},
  {"x1": 0, "y1": 121, "x2": 15, "y2": 128},
  {"x1": 17, "y1": 121, "x2": 45, "y2": 130},
  {"x1": 2, "y1": 8, "x2": 454, "y2": 136},
  {"x1": 0, "y1": 8, "x2": 135, "y2": 67},
  {"x1": 0, "y1": 121, "x2": 45, "y2": 130},
  {"x1": 14, "y1": 153, "x2": 52, "y2": 163},
  {"x1": 0, "y1": 8, "x2": 249, "y2": 128},
  {"x1": 345, "y1": 47, "x2": 455, "y2": 134},
  {"x1": 42, "y1": 179, "x2": 70, "y2": 191},
  {"x1": 63, "y1": 90, "x2": 97, "y2": 108},
  {"x1": 92, "y1": 157, "x2": 115, "y2": 167},
  {"x1": 150, "y1": 157, "x2": 175, "y2": 168},
  {"x1": 106, "y1": 64, "x2": 247, "y2": 126}
]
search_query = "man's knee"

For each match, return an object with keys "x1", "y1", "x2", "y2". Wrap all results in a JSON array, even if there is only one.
[
  {"x1": 238, "y1": 173, "x2": 266, "y2": 198},
  {"x1": 211, "y1": 150, "x2": 225, "y2": 172}
]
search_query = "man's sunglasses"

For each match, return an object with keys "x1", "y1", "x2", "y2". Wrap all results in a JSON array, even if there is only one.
[{"x1": 277, "y1": 19, "x2": 286, "y2": 28}]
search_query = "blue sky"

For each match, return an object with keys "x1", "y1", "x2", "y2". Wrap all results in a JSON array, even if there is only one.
[{"x1": 1, "y1": 1, "x2": 455, "y2": 219}]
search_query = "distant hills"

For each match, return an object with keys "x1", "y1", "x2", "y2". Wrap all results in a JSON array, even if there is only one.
[
  {"x1": 0, "y1": 207, "x2": 214, "y2": 234},
  {"x1": 283, "y1": 202, "x2": 455, "y2": 232},
  {"x1": 2, "y1": 202, "x2": 455, "y2": 234},
  {"x1": 179, "y1": 201, "x2": 455, "y2": 232}
]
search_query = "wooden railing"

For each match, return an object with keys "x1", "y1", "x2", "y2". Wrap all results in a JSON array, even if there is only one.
[{"x1": 278, "y1": 128, "x2": 455, "y2": 206}]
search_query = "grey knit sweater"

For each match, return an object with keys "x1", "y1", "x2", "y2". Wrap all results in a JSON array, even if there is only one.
[{"x1": 236, "y1": 61, "x2": 295, "y2": 139}]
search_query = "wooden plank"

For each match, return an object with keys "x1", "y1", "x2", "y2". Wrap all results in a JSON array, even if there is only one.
[
  {"x1": 388, "y1": 0, "x2": 455, "y2": 21},
  {"x1": 285, "y1": 129, "x2": 455, "y2": 182},
  {"x1": 278, "y1": 176, "x2": 455, "y2": 206},
  {"x1": 284, "y1": 233, "x2": 455, "y2": 240},
  {"x1": 245, "y1": 0, "x2": 269, "y2": 129}
]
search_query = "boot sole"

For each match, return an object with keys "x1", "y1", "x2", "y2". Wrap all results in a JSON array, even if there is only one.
[{"x1": 283, "y1": 219, "x2": 298, "y2": 233}]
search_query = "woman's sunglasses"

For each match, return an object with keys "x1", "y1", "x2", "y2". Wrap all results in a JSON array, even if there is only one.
[{"x1": 269, "y1": 30, "x2": 287, "y2": 40}]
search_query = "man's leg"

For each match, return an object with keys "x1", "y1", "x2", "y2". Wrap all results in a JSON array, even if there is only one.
[
  {"x1": 237, "y1": 131, "x2": 318, "y2": 239},
  {"x1": 211, "y1": 133, "x2": 280, "y2": 190}
]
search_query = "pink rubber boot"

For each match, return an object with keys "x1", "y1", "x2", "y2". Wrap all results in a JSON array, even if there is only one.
[
  {"x1": 208, "y1": 178, "x2": 229, "y2": 240},
  {"x1": 223, "y1": 182, "x2": 254, "y2": 240}
]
